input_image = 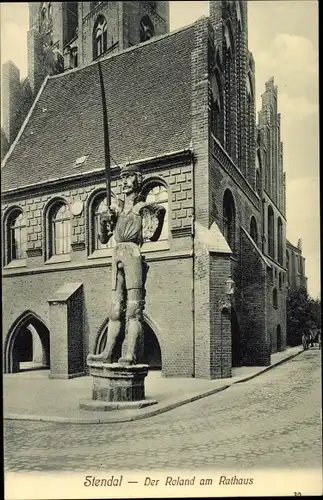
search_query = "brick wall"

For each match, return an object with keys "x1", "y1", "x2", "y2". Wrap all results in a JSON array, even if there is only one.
[
  {"x1": 209, "y1": 254, "x2": 232, "y2": 378},
  {"x1": 240, "y1": 229, "x2": 270, "y2": 365},
  {"x1": 3, "y1": 256, "x2": 194, "y2": 377},
  {"x1": 2, "y1": 162, "x2": 194, "y2": 377}
]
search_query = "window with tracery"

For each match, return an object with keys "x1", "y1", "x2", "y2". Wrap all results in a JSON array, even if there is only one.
[
  {"x1": 93, "y1": 16, "x2": 108, "y2": 59},
  {"x1": 70, "y1": 47, "x2": 78, "y2": 68},
  {"x1": 140, "y1": 15, "x2": 155, "y2": 42}
]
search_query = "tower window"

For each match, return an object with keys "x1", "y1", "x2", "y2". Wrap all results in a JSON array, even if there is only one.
[
  {"x1": 140, "y1": 15, "x2": 154, "y2": 42},
  {"x1": 70, "y1": 47, "x2": 78, "y2": 68},
  {"x1": 93, "y1": 15, "x2": 108, "y2": 59}
]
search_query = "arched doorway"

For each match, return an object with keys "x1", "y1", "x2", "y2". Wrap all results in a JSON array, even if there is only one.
[
  {"x1": 94, "y1": 316, "x2": 162, "y2": 369},
  {"x1": 231, "y1": 308, "x2": 241, "y2": 367},
  {"x1": 277, "y1": 325, "x2": 282, "y2": 352},
  {"x1": 5, "y1": 311, "x2": 50, "y2": 373}
]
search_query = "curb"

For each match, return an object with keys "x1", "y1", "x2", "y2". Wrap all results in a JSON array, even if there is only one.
[
  {"x1": 232, "y1": 348, "x2": 303, "y2": 384},
  {"x1": 4, "y1": 348, "x2": 303, "y2": 424}
]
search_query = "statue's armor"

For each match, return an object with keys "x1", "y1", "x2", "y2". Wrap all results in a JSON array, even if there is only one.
[{"x1": 111, "y1": 203, "x2": 146, "y2": 291}]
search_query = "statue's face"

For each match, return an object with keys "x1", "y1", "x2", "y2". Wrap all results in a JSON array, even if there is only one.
[{"x1": 121, "y1": 173, "x2": 138, "y2": 195}]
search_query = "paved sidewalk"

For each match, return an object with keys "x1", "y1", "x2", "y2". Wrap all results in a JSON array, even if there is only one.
[{"x1": 4, "y1": 345, "x2": 303, "y2": 424}]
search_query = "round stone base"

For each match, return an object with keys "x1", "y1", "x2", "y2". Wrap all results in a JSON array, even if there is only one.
[{"x1": 79, "y1": 398, "x2": 158, "y2": 412}]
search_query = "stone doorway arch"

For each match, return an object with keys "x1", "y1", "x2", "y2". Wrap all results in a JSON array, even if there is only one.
[
  {"x1": 4, "y1": 311, "x2": 50, "y2": 373},
  {"x1": 94, "y1": 313, "x2": 162, "y2": 369}
]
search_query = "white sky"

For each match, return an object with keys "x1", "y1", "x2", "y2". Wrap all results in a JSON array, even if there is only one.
[{"x1": 0, "y1": 1, "x2": 320, "y2": 299}]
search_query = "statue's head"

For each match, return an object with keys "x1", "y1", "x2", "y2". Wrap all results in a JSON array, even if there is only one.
[{"x1": 120, "y1": 162, "x2": 143, "y2": 195}]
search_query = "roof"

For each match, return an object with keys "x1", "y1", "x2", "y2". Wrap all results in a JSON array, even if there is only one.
[{"x1": 2, "y1": 25, "x2": 194, "y2": 192}]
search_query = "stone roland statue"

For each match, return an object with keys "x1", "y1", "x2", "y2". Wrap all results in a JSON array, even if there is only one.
[{"x1": 87, "y1": 163, "x2": 166, "y2": 366}]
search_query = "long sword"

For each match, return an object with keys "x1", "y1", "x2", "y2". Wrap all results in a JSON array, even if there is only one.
[{"x1": 97, "y1": 60, "x2": 111, "y2": 208}]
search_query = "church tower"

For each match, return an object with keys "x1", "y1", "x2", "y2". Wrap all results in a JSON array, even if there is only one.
[
  {"x1": 77, "y1": 2, "x2": 169, "y2": 67},
  {"x1": 27, "y1": 2, "x2": 169, "y2": 84},
  {"x1": 2, "y1": 2, "x2": 169, "y2": 154}
]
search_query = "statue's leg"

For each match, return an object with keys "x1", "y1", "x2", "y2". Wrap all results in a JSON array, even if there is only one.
[
  {"x1": 118, "y1": 288, "x2": 144, "y2": 365},
  {"x1": 87, "y1": 269, "x2": 125, "y2": 363}
]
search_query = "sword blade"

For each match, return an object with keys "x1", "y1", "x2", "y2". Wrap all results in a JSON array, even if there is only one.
[{"x1": 97, "y1": 60, "x2": 111, "y2": 208}]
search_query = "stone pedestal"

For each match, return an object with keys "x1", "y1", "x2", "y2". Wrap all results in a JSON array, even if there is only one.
[{"x1": 79, "y1": 362, "x2": 157, "y2": 411}]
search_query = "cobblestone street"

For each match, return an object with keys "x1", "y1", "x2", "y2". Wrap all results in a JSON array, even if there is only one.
[{"x1": 4, "y1": 350, "x2": 322, "y2": 473}]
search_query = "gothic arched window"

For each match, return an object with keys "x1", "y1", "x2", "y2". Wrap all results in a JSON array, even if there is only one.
[
  {"x1": 273, "y1": 288, "x2": 278, "y2": 308},
  {"x1": 223, "y1": 189, "x2": 235, "y2": 250},
  {"x1": 7, "y1": 209, "x2": 27, "y2": 263},
  {"x1": 140, "y1": 15, "x2": 154, "y2": 42},
  {"x1": 277, "y1": 217, "x2": 283, "y2": 265},
  {"x1": 93, "y1": 15, "x2": 107, "y2": 59},
  {"x1": 250, "y1": 216, "x2": 258, "y2": 245},
  {"x1": 144, "y1": 184, "x2": 169, "y2": 241},
  {"x1": 49, "y1": 202, "x2": 71, "y2": 256},
  {"x1": 267, "y1": 205, "x2": 275, "y2": 258},
  {"x1": 210, "y1": 70, "x2": 222, "y2": 139},
  {"x1": 255, "y1": 150, "x2": 261, "y2": 194},
  {"x1": 70, "y1": 47, "x2": 78, "y2": 68},
  {"x1": 224, "y1": 21, "x2": 235, "y2": 154}
]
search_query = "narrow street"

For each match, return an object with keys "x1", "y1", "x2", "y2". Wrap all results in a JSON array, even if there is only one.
[{"x1": 4, "y1": 349, "x2": 321, "y2": 474}]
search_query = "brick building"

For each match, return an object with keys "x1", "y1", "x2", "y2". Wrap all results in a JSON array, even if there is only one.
[{"x1": 1, "y1": 1, "x2": 304, "y2": 379}]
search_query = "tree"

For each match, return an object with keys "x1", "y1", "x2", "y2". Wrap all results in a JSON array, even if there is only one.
[{"x1": 286, "y1": 286, "x2": 321, "y2": 346}]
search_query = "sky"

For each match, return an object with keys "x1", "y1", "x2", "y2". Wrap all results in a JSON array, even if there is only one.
[{"x1": 0, "y1": 1, "x2": 320, "y2": 299}]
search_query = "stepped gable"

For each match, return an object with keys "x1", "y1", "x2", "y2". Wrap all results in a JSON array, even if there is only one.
[{"x1": 2, "y1": 25, "x2": 194, "y2": 192}]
